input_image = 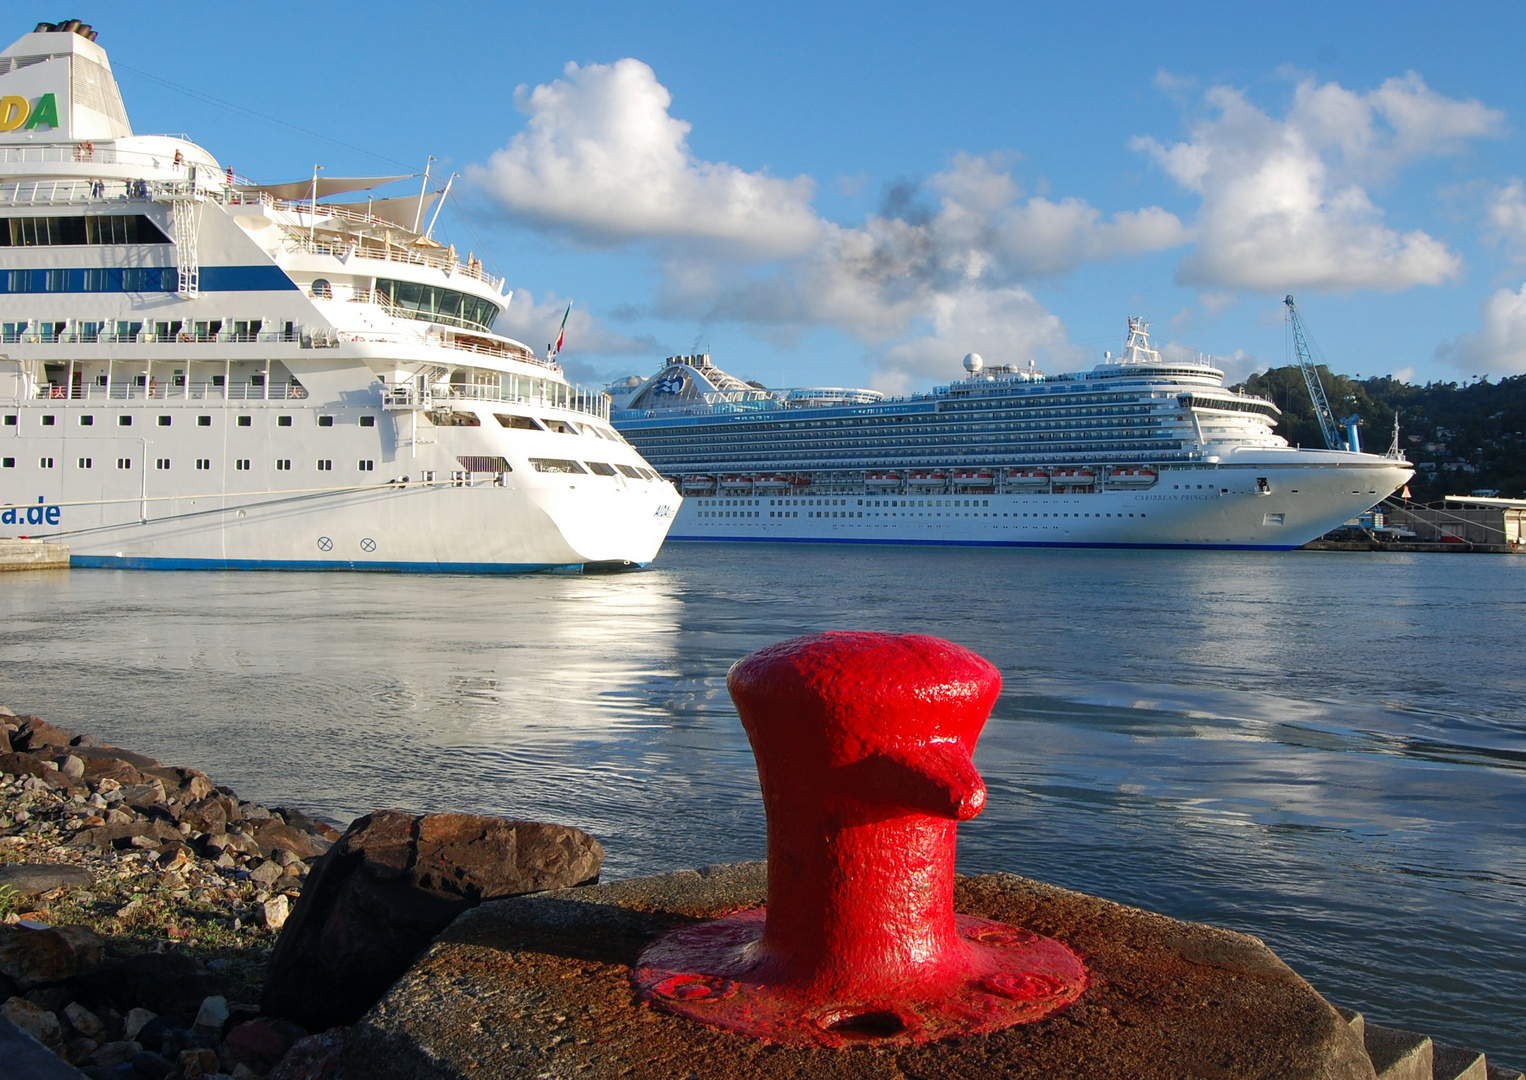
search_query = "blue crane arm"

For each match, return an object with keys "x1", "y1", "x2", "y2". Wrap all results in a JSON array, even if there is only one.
[{"x1": 1284, "y1": 295, "x2": 1346, "y2": 451}]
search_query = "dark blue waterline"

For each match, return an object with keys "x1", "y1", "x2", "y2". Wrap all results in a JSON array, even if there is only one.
[
  {"x1": 666, "y1": 534, "x2": 1300, "y2": 551},
  {"x1": 69, "y1": 555, "x2": 586, "y2": 574}
]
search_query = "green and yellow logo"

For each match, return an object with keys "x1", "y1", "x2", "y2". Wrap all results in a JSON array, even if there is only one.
[{"x1": 0, "y1": 93, "x2": 60, "y2": 132}]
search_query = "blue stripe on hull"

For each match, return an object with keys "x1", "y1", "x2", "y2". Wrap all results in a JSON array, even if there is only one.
[
  {"x1": 666, "y1": 534, "x2": 1300, "y2": 552},
  {"x1": 69, "y1": 555, "x2": 601, "y2": 574}
]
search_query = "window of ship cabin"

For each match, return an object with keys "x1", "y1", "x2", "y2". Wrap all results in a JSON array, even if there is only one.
[
  {"x1": 530, "y1": 458, "x2": 587, "y2": 474},
  {"x1": 317, "y1": 460, "x2": 333, "y2": 471},
  {"x1": 156, "y1": 459, "x2": 170, "y2": 470},
  {"x1": 39, "y1": 457, "x2": 53, "y2": 468},
  {"x1": 2, "y1": 415, "x2": 13, "y2": 426},
  {"x1": 496, "y1": 414, "x2": 544, "y2": 430},
  {"x1": 42, "y1": 415, "x2": 55, "y2": 426},
  {"x1": 79, "y1": 415, "x2": 93, "y2": 426},
  {"x1": 0, "y1": 457, "x2": 11, "y2": 468},
  {"x1": 213, "y1": 375, "x2": 226, "y2": 388},
  {"x1": 360, "y1": 416, "x2": 376, "y2": 428},
  {"x1": 230, "y1": 320, "x2": 262, "y2": 341},
  {"x1": 117, "y1": 415, "x2": 131, "y2": 426},
  {"x1": 78, "y1": 458, "x2": 92, "y2": 469},
  {"x1": 236, "y1": 460, "x2": 250, "y2": 471},
  {"x1": 310, "y1": 279, "x2": 332, "y2": 299},
  {"x1": 193, "y1": 321, "x2": 222, "y2": 342},
  {"x1": 196, "y1": 459, "x2": 210, "y2": 470},
  {"x1": 198, "y1": 416, "x2": 211, "y2": 427},
  {"x1": 318, "y1": 416, "x2": 334, "y2": 428},
  {"x1": 237, "y1": 416, "x2": 251, "y2": 427},
  {"x1": 276, "y1": 460, "x2": 291, "y2": 470},
  {"x1": 250, "y1": 374, "x2": 265, "y2": 387},
  {"x1": 278, "y1": 416, "x2": 292, "y2": 427}
]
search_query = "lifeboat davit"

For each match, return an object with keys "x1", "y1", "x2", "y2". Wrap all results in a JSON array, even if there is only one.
[
  {"x1": 680, "y1": 475, "x2": 717, "y2": 495},
  {"x1": 1107, "y1": 466, "x2": 1158, "y2": 487},
  {"x1": 1004, "y1": 467, "x2": 1050, "y2": 487}
]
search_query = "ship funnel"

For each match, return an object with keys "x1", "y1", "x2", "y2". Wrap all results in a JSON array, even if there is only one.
[{"x1": 0, "y1": 19, "x2": 130, "y2": 141}]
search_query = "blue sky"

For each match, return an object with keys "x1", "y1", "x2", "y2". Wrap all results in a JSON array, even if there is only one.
[{"x1": 76, "y1": 1, "x2": 1526, "y2": 392}]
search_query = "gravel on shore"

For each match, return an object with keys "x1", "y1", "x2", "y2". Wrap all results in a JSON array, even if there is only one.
[{"x1": 0, "y1": 705, "x2": 343, "y2": 1079}]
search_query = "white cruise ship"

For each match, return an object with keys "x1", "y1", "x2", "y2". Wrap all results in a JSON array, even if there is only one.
[
  {"x1": 610, "y1": 321, "x2": 1413, "y2": 550},
  {"x1": 0, "y1": 20, "x2": 678, "y2": 572}
]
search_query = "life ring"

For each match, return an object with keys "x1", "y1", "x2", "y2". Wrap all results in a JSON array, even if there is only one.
[
  {"x1": 287, "y1": 384, "x2": 303, "y2": 399},
  {"x1": 50, "y1": 386, "x2": 66, "y2": 399}
]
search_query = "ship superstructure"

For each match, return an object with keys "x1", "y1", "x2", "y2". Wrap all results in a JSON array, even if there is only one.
[
  {"x1": 610, "y1": 322, "x2": 1413, "y2": 550},
  {"x1": 0, "y1": 21, "x2": 678, "y2": 571}
]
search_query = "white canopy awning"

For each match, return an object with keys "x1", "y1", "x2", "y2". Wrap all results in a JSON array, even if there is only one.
[{"x1": 232, "y1": 174, "x2": 414, "y2": 200}]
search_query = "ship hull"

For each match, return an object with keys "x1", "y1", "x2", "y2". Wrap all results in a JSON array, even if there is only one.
[{"x1": 668, "y1": 457, "x2": 1410, "y2": 551}]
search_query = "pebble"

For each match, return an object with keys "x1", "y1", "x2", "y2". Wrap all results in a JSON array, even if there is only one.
[
  {"x1": 195, "y1": 994, "x2": 229, "y2": 1031},
  {"x1": 261, "y1": 895, "x2": 291, "y2": 932}
]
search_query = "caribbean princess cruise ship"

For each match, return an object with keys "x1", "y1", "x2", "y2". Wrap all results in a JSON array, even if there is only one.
[
  {"x1": 0, "y1": 20, "x2": 678, "y2": 571},
  {"x1": 610, "y1": 322, "x2": 1413, "y2": 550}
]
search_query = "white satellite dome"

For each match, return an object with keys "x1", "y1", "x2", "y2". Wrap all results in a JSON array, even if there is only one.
[{"x1": 963, "y1": 352, "x2": 984, "y2": 373}]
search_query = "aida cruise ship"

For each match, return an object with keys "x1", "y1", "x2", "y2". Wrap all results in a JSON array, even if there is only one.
[
  {"x1": 611, "y1": 321, "x2": 1413, "y2": 550},
  {"x1": 0, "y1": 20, "x2": 678, "y2": 571}
]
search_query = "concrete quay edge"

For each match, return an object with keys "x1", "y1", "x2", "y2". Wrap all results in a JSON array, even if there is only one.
[{"x1": 0, "y1": 539, "x2": 70, "y2": 571}]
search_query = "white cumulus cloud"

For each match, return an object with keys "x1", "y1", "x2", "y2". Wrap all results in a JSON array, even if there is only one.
[
  {"x1": 469, "y1": 59, "x2": 820, "y2": 258},
  {"x1": 1436, "y1": 283, "x2": 1526, "y2": 376},
  {"x1": 1135, "y1": 73, "x2": 1502, "y2": 292}
]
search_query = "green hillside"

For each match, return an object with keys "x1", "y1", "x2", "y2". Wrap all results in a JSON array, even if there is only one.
[{"x1": 1231, "y1": 367, "x2": 1526, "y2": 500}]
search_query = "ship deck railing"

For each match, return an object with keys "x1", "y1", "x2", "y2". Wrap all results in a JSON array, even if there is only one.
[{"x1": 32, "y1": 381, "x2": 308, "y2": 402}]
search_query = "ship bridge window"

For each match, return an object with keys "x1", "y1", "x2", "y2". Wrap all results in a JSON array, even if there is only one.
[
  {"x1": 542, "y1": 419, "x2": 579, "y2": 434},
  {"x1": 616, "y1": 464, "x2": 643, "y2": 478},
  {"x1": 495, "y1": 413, "x2": 545, "y2": 431},
  {"x1": 374, "y1": 278, "x2": 500, "y2": 333},
  {"x1": 585, "y1": 461, "x2": 618, "y2": 476}
]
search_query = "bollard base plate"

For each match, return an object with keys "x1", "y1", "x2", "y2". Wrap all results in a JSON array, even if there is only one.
[{"x1": 632, "y1": 907, "x2": 1087, "y2": 1047}]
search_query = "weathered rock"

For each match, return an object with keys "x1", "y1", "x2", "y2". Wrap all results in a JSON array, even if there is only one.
[
  {"x1": 248, "y1": 861, "x2": 285, "y2": 888},
  {"x1": 9, "y1": 718, "x2": 80, "y2": 752},
  {"x1": 64, "y1": 1001, "x2": 104, "y2": 1038},
  {"x1": 3, "y1": 994, "x2": 62, "y2": 1046},
  {"x1": 269, "y1": 1029, "x2": 346, "y2": 1080},
  {"x1": 117, "y1": 782, "x2": 168, "y2": 809},
  {"x1": 72, "y1": 821, "x2": 183, "y2": 851},
  {"x1": 181, "y1": 798, "x2": 227, "y2": 836},
  {"x1": 57, "y1": 755, "x2": 85, "y2": 781},
  {"x1": 262, "y1": 810, "x2": 602, "y2": 1031},
  {"x1": 345, "y1": 865, "x2": 1375, "y2": 1080},
  {"x1": 0, "y1": 928, "x2": 81, "y2": 989},
  {"x1": 81, "y1": 757, "x2": 147, "y2": 788},
  {"x1": 261, "y1": 896, "x2": 291, "y2": 932},
  {"x1": 222, "y1": 1019, "x2": 306, "y2": 1075},
  {"x1": 178, "y1": 1046, "x2": 219, "y2": 1077},
  {"x1": 0, "y1": 864, "x2": 96, "y2": 898},
  {"x1": 0, "y1": 752, "x2": 57, "y2": 781},
  {"x1": 122, "y1": 1008, "x2": 157, "y2": 1042},
  {"x1": 194, "y1": 996, "x2": 228, "y2": 1032},
  {"x1": 88, "y1": 1038, "x2": 142, "y2": 1067},
  {"x1": 250, "y1": 823, "x2": 329, "y2": 862}
]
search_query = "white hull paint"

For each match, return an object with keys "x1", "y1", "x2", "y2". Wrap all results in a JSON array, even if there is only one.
[{"x1": 672, "y1": 455, "x2": 1411, "y2": 550}]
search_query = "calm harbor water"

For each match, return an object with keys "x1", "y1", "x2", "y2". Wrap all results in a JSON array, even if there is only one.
[{"x1": 1, "y1": 544, "x2": 1523, "y2": 1063}]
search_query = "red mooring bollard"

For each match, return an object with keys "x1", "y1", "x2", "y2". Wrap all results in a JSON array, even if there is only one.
[{"x1": 632, "y1": 632, "x2": 1088, "y2": 1047}]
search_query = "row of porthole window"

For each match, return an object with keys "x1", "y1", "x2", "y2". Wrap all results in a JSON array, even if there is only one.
[
  {"x1": 2, "y1": 457, "x2": 375, "y2": 472},
  {"x1": 5, "y1": 413, "x2": 377, "y2": 429}
]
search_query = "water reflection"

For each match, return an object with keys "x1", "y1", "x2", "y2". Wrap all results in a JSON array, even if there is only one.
[{"x1": 0, "y1": 545, "x2": 1523, "y2": 1063}]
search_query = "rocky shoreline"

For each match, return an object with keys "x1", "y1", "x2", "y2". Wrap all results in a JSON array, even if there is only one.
[
  {"x1": 0, "y1": 705, "x2": 607, "y2": 1080},
  {"x1": 0, "y1": 706, "x2": 376, "y2": 1080}
]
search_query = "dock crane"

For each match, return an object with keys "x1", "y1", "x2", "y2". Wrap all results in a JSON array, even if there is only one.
[{"x1": 1284, "y1": 296, "x2": 1362, "y2": 451}]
